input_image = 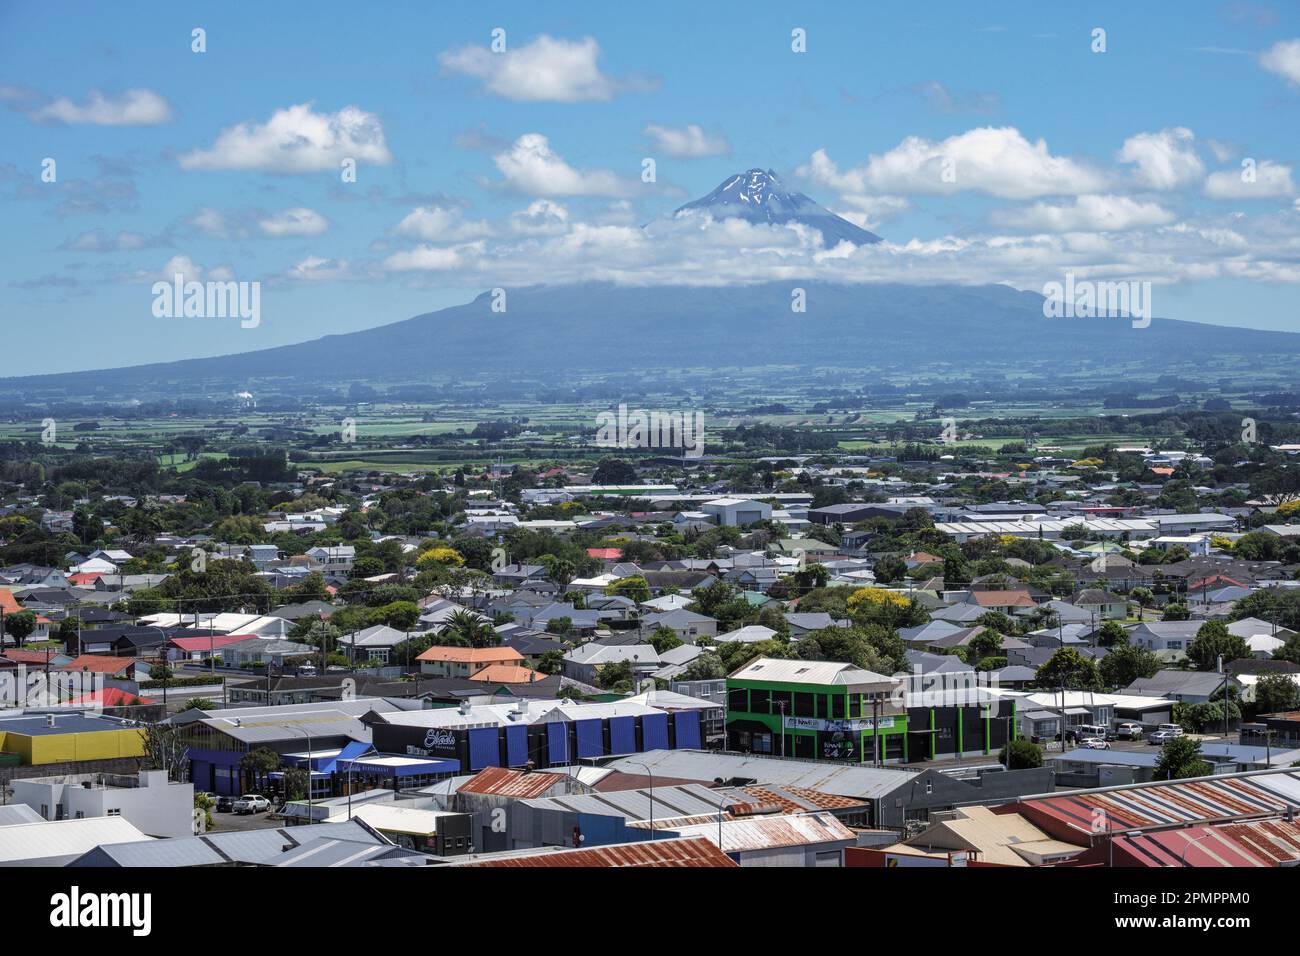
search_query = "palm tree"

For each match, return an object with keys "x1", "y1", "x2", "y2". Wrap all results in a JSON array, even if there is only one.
[{"x1": 442, "y1": 609, "x2": 499, "y2": 648}]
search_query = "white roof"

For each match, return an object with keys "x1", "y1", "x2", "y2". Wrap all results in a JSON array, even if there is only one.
[
  {"x1": 730, "y1": 657, "x2": 895, "y2": 687},
  {"x1": 325, "y1": 803, "x2": 456, "y2": 834},
  {"x1": 715, "y1": 625, "x2": 778, "y2": 644},
  {"x1": 0, "y1": 816, "x2": 150, "y2": 863}
]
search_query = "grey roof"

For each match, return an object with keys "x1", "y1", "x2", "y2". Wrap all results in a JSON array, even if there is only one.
[
  {"x1": 273, "y1": 836, "x2": 425, "y2": 867},
  {"x1": 0, "y1": 804, "x2": 44, "y2": 826},
  {"x1": 519, "y1": 783, "x2": 746, "y2": 823},
  {"x1": 603, "y1": 750, "x2": 916, "y2": 799},
  {"x1": 66, "y1": 820, "x2": 386, "y2": 867},
  {"x1": 1121, "y1": 670, "x2": 1238, "y2": 697}
]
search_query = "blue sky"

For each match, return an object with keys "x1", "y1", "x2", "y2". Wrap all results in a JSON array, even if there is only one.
[{"x1": 3, "y1": 1, "x2": 1300, "y2": 373}]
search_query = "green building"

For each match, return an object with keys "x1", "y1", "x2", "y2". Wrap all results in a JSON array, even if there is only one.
[{"x1": 725, "y1": 658, "x2": 908, "y2": 763}]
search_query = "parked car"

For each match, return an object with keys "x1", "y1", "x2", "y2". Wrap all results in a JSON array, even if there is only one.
[
  {"x1": 215, "y1": 795, "x2": 236, "y2": 813},
  {"x1": 1080, "y1": 737, "x2": 1111, "y2": 750},
  {"x1": 1148, "y1": 729, "x2": 1183, "y2": 745},
  {"x1": 1156, "y1": 723, "x2": 1185, "y2": 737},
  {"x1": 1113, "y1": 722, "x2": 1145, "y2": 741},
  {"x1": 233, "y1": 794, "x2": 271, "y2": 814}
]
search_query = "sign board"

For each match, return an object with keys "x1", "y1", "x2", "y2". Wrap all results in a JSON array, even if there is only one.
[{"x1": 784, "y1": 715, "x2": 895, "y2": 733}]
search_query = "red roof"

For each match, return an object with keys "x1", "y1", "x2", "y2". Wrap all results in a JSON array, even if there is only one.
[
  {"x1": 457, "y1": 767, "x2": 568, "y2": 799},
  {"x1": 460, "y1": 837, "x2": 736, "y2": 868},
  {"x1": 67, "y1": 687, "x2": 143, "y2": 708},
  {"x1": 69, "y1": 573, "x2": 103, "y2": 586},
  {"x1": 60, "y1": 654, "x2": 139, "y2": 675},
  {"x1": 3, "y1": 649, "x2": 62, "y2": 664},
  {"x1": 1074, "y1": 819, "x2": 1300, "y2": 867},
  {"x1": 0, "y1": 589, "x2": 22, "y2": 614},
  {"x1": 1002, "y1": 771, "x2": 1300, "y2": 845},
  {"x1": 587, "y1": 548, "x2": 624, "y2": 560}
]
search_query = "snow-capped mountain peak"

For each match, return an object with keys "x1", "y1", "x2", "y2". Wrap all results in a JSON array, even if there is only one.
[{"x1": 674, "y1": 167, "x2": 882, "y2": 246}]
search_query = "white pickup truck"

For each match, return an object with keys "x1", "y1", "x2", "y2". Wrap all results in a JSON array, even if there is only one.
[{"x1": 233, "y1": 794, "x2": 271, "y2": 815}]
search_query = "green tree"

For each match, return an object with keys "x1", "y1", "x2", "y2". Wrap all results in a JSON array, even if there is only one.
[
  {"x1": 3, "y1": 610, "x2": 37, "y2": 648},
  {"x1": 1186, "y1": 621, "x2": 1251, "y2": 672},
  {"x1": 872, "y1": 555, "x2": 907, "y2": 585},
  {"x1": 181, "y1": 697, "x2": 217, "y2": 712},
  {"x1": 999, "y1": 738, "x2": 1043, "y2": 770},
  {"x1": 678, "y1": 651, "x2": 726, "y2": 681},
  {"x1": 537, "y1": 650, "x2": 565, "y2": 675},
  {"x1": 1036, "y1": 647, "x2": 1101, "y2": 690},
  {"x1": 1154, "y1": 736, "x2": 1211, "y2": 780},
  {"x1": 442, "y1": 609, "x2": 499, "y2": 647},
  {"x1": 648, "y1": 626, "x2": 683, "y2": 654},
  {"x1": 1255, "y1": 672, "x2": 1300, "y2": 715},
  {"x1": 606, "y1": 575, "x2": 651, "y2": 605},
  {"x1": 1096, "y1": 620, "x2": 1129, "y2": 648},
  {"x1": 1099, "y1": 643, "x2": 1160, "y2": 687},
  {"x1": 1162, "y1": 602, "x2": 1190, "y2": 622}
]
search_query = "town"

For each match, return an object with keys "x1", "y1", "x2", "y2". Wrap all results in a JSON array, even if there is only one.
[{"x1": 1, "y1": 400, "x2": 1299, "y2": 873}]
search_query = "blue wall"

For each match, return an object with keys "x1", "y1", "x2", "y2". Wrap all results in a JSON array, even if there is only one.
[
  {"x1": 609, "y1": 716, "x2": 636, "y2": 755},
  {"x1": 673, "y1": 711, "x2": 702, "y2": 750},
  {"x1": 642, "y1": 713, "x2": 670, "y2": 751},
  {"x1": 468, "y1": 727, "x2": 500, "y2": 771},
  {"x1": 505, "y1": 724, "x2": 528, "y2": 767},
  {"x1": 575, "y1": 719, "x2": 604, "y2": 759}
]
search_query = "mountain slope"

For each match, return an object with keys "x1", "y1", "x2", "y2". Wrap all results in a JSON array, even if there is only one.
[
  {"x1": 5, "y1": 282, "x2": 1298, "y2": 394},
  {"x1": 674, "y1": 168, "x2": 882, "y2": 246}
]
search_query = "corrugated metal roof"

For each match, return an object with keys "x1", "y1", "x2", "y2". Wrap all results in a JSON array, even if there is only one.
[
  {"x1": 604, "y1": 750, "x2": 917, "y2": 799},
  {"x1": 670, "y1": 811, "x2": 856, "y2": 852},
  {"x1": 457, "y1": 766, "x2": 568, "y2": 799},
  {"x1": 274, "y1": 837, "x2": 425, "y2": 867},
  {"x1": 1014, "y1": 770, "x2": 1300, "y2": 843},
  {"x1": 0, "y1": 816, "x2": 151, "y2": 863},
  {"x1": 458, "y1": 836, "x2": 737, "y2": 868},
  {"x1": 521, "y1": 783, "x2": 742, "y2": 822}
]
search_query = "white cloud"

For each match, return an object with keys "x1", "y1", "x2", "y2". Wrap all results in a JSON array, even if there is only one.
[
  {"x1": 178, "y1": 103, "x2": 392, "y2": 172},
  {"x1": 1205, "y1": 160, "x2": 1296, "y2": 199},
  {"x1": 1259, "y1": 39, "x2": 1300, "y2": 86},
  {"x1": 644, "y1": 123, "x2": 730, "y2": 157},
  {"x1": 394, "y1": 205, "x2": 492, "y2": 241},
  {"x1": 258, "y1": 207, "x2": 329, "y2": 237},
  {"x1": 509, "y1": 199, "x2": 570, "y2": 235},
  {"x1": 146, "y1": 255, "x2": 233, "y2": 283},
  {"x1": 189, "y1": 208, "x2": 230, "y2": 238},
  {"x1": 1205, "y1": 139, "x2": 1237, "y2": 163},
  {"x1": 1118, "y1": 127, "x2": 1205, "y2": 190},
  {"x1": 993, "y1": 195, "x2": 1176, "y2": 232},
  {"x1": 286, "y1": 256, "x2": 351, "y2": 281},
  {"x1": 835, "y1": 194, "x2": 911, "y2": 229},
  {"x1": 440, "y1": 35, "x2": 633, "y2": 102},
  {"x1": 62, "y1": 229, "x2": 151, "y2": 252},
  {"x1": 32, "y1": 88, "x2": 172, "y2": 125},
  {"x1": 383, "y1": 242, "x2": 486, "y2": 272},
  {"x1": 493, "y1": 133, "x2": 627, "y2": 196},
  {"x1": 801, "y1": 128, "x2": 1108, "y2": 199}
]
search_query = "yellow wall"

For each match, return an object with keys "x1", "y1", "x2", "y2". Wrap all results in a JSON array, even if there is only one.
[{"x1": 0, "y1": 729, "x2": 146, "y2": 765}]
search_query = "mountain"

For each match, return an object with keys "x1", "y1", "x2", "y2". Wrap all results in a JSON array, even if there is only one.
[
  {"x1": 674, "y1": 168, "x2": 882, "y2": 246},
  {"x1": 6, "y1": 282, "x2": 1299, "y2": 395}
]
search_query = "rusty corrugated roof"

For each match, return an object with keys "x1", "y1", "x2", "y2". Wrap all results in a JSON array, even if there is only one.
[
  {"x1": 460, "y1": 837, "x2": 737, "y2": 868},
  {"x1": 456, "y1": 766, "x2": 568, "y2": 799}
]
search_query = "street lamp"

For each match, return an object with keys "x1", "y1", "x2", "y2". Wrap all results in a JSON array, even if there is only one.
[
  {"x1": 627, "y1": 760, "x2": 655, "y2": 840},
  {"x1": 281, "y1": 725, "x2": 314, "y2": 823}
]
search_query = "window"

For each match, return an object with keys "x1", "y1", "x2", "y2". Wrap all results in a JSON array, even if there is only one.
[
  {"x1": 106, "y1": 808, "x2": 121, "y2": 816},
  {"x1": 830, "y1": 694, "x2": 846, "y2": 719},
  {"x1": 728, "y1": 688, "x2": 750, "y2": 712},
  {"x1": 794, "y1": 692, "x2": 814, "y2": 718}
]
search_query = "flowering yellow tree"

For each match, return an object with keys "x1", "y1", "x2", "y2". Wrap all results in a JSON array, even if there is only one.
[
  {"x1": 416, "y1": 546, "x2": 464, "y2": 568},
  {"x1": 846, "y1": 587, "x2": 910, "y2": 612}
]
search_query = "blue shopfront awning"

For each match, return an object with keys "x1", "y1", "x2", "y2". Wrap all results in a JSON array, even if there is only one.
[{"x1": 319, "y1": 739, "x2": 372, "y2": 774}]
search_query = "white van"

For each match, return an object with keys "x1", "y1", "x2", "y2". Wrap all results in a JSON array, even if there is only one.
[{"x1": 1075, "y1": 723, "x2": 1110, "y2": 742}]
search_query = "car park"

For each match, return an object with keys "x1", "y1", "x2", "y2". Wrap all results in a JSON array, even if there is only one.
[{"x1": 233, "y1": 794, "x2": 271, "y2": 814}]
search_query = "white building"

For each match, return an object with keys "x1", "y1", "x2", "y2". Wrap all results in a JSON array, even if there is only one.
[{"x1": 10, "y1": 769, "x2": 194, "y2": 839}]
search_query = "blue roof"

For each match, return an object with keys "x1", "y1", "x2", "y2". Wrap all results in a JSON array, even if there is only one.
[{"x1": 0, "y1": 713, "x2": 136, "y2": 736}]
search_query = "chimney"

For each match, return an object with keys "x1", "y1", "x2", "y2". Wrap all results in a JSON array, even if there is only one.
[
  {"x1": 45, "y1": 714, "x2": 56, "y2": 729},
  {"x1": 458, "y1": 699, "x2": 471, "y2": 715}
]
